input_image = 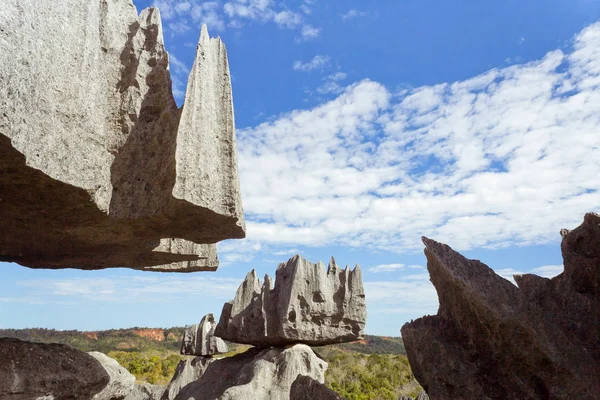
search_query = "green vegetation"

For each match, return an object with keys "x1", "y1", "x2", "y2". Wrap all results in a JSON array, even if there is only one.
[
  {"x1": 322, "y1": 350, "x2": 421, "y2": 400},
  {"x1": 107, "y1": 351, "x2": 182, "y2": 385},
  {"x1": 0, "y1": 328, "x2": 421, "y2": 398}
]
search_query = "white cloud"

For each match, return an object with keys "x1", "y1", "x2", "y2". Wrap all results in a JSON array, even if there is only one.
[
  {"x1": 329, "y1": 72, "x2": 348, "y2": 81},
  {"x1": 237, "y1": 22, "x2": 600, "y2": 253},
  {"x1": 293, "y1": 55, "x2": 331, "y2": 71},
  {"x1": 274, "y1": 10, "x2": 302, "y2": 28},
  {"x1": 530, "y1": 264, "x2": 563, "y2": 278},
  {"x1": 168, "y1": 54, "x2": 189, "y2": 75},
  {"x1": 365, "y1": 278, "x2": 438, "y2": 317},
  {"x1": 317, "y1": 81, "x2": 343, "y2": 95},
  {"x1": 299, "y1": 25, "x2": 320, "y2": 41},
  {"x1": 368, "y1": 263, "x2": 406, "y2": 272},
  {"x1": 153, "y1": 0, "x2": 315, "y2": 36},
  {"x1": 18, "y1": 276, "x2": 241, "y2": 303},
  {"x1": 316, "y1": 72, "x2": 348, "y2": 95},
  {"x1": 341, "y1": 9, "x2": 375, "y2": 21},
  {"x1": 272, "y1": 248, "x2": 299, "y2": 256}
]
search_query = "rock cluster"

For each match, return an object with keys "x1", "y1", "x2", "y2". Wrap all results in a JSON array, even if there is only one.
[
  {"x1": 180, "y1": 313, "x2": 228, "y2": 356},
  {"x1": 0, "y1": 0, "x2": 244, "y2": 271},
  {"x1": 401, "y1": 213, "x2": 600, "y2": 399},
  {"x1": 162, "y1": 255, "x2": 365, "y2": 399},
  {"x1": 215, "y1": 255, "x2": 366, "y2": 346}
]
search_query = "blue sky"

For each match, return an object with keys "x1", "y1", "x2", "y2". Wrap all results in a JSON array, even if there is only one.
[{"x1": 2, "y1": 0, "x2": 600, "y2": 336}]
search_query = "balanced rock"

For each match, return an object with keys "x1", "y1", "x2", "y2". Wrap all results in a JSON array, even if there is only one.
[
  {"x1": 215, "y1": 255, "x2": 366, "y2": 347},
  {"x1": 401, "y1": 213, "x2": 600, "y2": 399},
  {"x1": 0, "y1": 338, "x2": 109, "y2": 400},
  {"x1": 180, "y1": 313, "x2": 228, "y2": 356},
  {"x1": 174, "y1": 344, "x2": 327, "y2": 400},
  {"x1": 0, "y1": 0, "x2": 244, "y2": 271}
]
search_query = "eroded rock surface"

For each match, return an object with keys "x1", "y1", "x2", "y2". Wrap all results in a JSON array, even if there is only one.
[
  {"x1": 174, "y1": 344, "x2": 327, "y2": 400},
  {"x1": 89, "y1": 351, "x2": 136, "y2": 400},
  {"x1": 290, "y1": 375, "x2": 345, "y2": 400},
  {"x1": 0, "y1": 338, "x2": 109, "y2": 400},
  {"x1": 161, "y1": 357, "x2": 213, "y2": 400},
  {"x1": 215, "y1": 255, "x2": 366, "y2": 347},
  {"x1": 0, "y1": 0, "x2": 244, "y2": 271},
  {"x1": 401, "y1": 213, "x2": 600, "y2": 400},
  {"x1": 180, "y1": 313, "x2": 228, "y2": 356}
]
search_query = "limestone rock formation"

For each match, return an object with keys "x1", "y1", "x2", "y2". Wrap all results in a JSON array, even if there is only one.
[
  {"x1": 174, "y1": 344, "x2": 327, "y2": 400},
  {"x1": 89, "y1": 351, "x2": 137, "y2": 400},
  {"x1": 180, "y1": 313, "x2": 228, "y2": 356},
  {"x1": 290, "y1": 375, "x2": 345, "y2": 400},
  {"x1": 215, "y1": 255, "x2": 366, "y2": 347},
  {"x1": 161, "y1": 357, "x2": 213, "y2": 400},
  {"x1": 401, "y1": 213, "x2": 600, "y2": 400},
  {"x1": 0, "y1": 0, "x2": 244, "y2": 271},
  {"x1": 0, "y1": 338, "x2": 109, "y2": 400}
]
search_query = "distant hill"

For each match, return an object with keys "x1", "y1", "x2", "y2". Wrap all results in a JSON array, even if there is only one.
[
  {"x1": 0, "y1": 328, "x2": 419, "y2": 398},
  {"x1": 0, "y1": 328, "x2": 405, "y2": 356}
]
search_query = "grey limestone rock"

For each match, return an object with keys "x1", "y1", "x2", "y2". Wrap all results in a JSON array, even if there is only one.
[
  {"x1": 180, "y1": 313, "x2": 228, "y2": 356},
  {"x1": 401, "y1": 213, "x2": 600, "y2": 399},
  {"x1": 0, "y1": 0, "x2": 244, "y2": 271},
  {"x1": 90, "y1": 352, "x2": 165, "y2": 400},
  {"x1": 161, "y1": 357, "x2": 213, "y2": 400},
  {"x1": 290, "y1": 375, "x2": 346, "y2": 400},
  {"x1": 174, "y1": 344, "x2": 327, "y2": 400},
  {"x1": 89, "y1": 352, "x2": 136, "y2": 400},
  {"x1": 0, "y1": 338, "x2": 109, "y2": 400},
  {"x1": 215, "y1": 255, "x2": 366, "y2": 347}
]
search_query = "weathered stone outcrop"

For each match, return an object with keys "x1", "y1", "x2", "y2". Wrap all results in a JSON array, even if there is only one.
[
  {"x1": 174, "y1": 344, "x2": 327, "y2": 400},
  {"x1": 290, "y1": 375, "x2": 345, "y2": 400},
  {"x1": 215, "y1": 255, "x2": 366, "y2": 347},
  {"x1": 180, "y1": 313, "x2": 228, "y2": 356},
  {"x1": 401, "y1": 213, "x2": 600, "y2": 400},
  {"x1": 0, "y1": 0, "x2": 244, "y2": 271},
  {"x1": 89, "y1": 351, "x2": 137, "y2": 400},
  {"x1": 161, "y1": 357, "x2": 213, "y2": 400},
  {"x1": 0, "y1": 338, "x2": 109, "y2": 400},
  {"x1": 89, "y1": 352, "x2": 165, "y2": 400}
]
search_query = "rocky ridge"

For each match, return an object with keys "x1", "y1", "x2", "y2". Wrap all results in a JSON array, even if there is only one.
[
  {"x1": 215, "y1": 255, "x2": 366, "y2": 346},
  {"x1": 0, "y1": 0, "x2": 244, "y2": 271},
  {"x1": 401, "y1": 213, "x2": 600, "y2": 399}
]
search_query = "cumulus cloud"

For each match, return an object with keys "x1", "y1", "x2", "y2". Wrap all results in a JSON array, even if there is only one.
[
  {"x1": 154, "y1": 0, "x2": 317, "y2": 37},
  {"x1": 293, "y1": 55, "x2": 331, "y2": 71},
  {"x1": 237, "y1": 22, "x2": 600, "y2": 253}
]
